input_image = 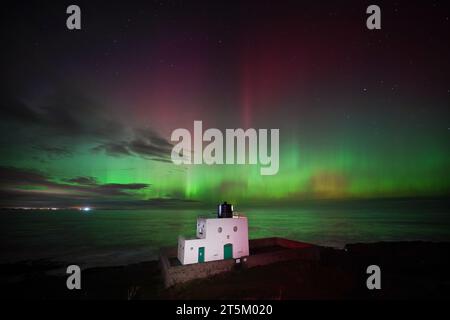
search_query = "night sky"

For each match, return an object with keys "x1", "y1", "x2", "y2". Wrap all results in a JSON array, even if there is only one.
[{"x1": 1, "y1": 0, "x2": 449, "y2": 208}]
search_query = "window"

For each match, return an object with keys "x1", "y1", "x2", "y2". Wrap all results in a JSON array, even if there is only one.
[
  {"x1": 218, "y1": 227, "x2": 222, "y2": 233},
  {"x1": 233, "y1": 226, "x2": 238, "y2": 232}
]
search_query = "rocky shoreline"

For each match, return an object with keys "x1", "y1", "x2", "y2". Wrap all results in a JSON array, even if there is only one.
[{"x1": 1, "y1": 241, "x2": 449, "y2": 299}]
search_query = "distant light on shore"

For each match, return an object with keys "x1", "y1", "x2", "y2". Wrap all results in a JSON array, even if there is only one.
[{"x1": 81, "y1": 207, "x2": 92, "y2": 212}]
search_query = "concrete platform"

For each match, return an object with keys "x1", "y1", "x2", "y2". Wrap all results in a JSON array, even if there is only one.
[{"x1": 159, "y1": 237, "x2": 322, "y2": 287}]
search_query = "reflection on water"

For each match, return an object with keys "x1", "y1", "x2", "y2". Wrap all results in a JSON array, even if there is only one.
[{"x1": 0, "y1": 199, "x2": 449, "y2": 267}]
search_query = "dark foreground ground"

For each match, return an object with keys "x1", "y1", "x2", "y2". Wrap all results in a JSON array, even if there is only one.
[{"x1": 1, "y1": 241, "x2": 449, "y2": 299}]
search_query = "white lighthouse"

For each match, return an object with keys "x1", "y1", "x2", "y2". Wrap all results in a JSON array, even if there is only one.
[{"x1": 177, "y1": 202, "x2": 249, "y2": 265}]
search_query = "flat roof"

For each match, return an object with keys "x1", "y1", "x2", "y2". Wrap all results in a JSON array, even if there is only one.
[{"x1": 197, "y1": 213, "x2": 246, "y2": 220}]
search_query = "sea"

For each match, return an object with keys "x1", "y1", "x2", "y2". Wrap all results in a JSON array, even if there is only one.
[{"x1": 1, "y1": 198, "x2": 449, "y2": 268}]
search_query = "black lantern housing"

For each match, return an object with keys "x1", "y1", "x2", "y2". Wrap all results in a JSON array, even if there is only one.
[{"x1": 217, "y1": 202, "x2": 233, "y2": 218}]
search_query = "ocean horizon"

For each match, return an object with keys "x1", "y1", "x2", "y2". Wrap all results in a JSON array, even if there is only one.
[{"x1": 1, "y1": 198, "x2": 449, "y2": 269}]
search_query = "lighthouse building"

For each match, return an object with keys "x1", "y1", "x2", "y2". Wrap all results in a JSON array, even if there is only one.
[{"x1": 177, "y1": 202, "x2": 249, "y2": 265}]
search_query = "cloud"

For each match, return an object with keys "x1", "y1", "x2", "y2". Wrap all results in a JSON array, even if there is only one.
[
  {"x1": 91, "y1": 142, "x2": 131, "y2": 157},
  {"x1": 64, "y1": 176, "x2": 98, "y2": 185},
  {"x1": 0, "y1": 96, "x2": 42, "y2": 125},
  {"x1": 96, "y1": 183, "x2": 151, "y2": 195},
  {"x1": 0, "y1": 166, "x2": 50, "y2": 187},
  {"x1": 91, "y1": 127, "x2": 174, "y2": 162},
  {"x1": 32, "y1": 144, "x2": 73, "y2": 158},
  {"x1": 128, "y1": 139, "x2": 170, "y2": 159},
  {"x1": 1, "y1": 90, "x2": 125, "y2": 140},
  {"x1": 0, "y1": 166, "x2": 152, "y2": 208},
  {"x1": 1, "y1": 89, "x2": 174, "y2": 163}
]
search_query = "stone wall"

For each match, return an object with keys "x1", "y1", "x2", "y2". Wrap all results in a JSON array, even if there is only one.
[
  {"x1": 161, "y1": 250, "x2": 236, "y2": 287},
  {"x1": 160, "y1": 237, "x2": 322, "y2": 288}
]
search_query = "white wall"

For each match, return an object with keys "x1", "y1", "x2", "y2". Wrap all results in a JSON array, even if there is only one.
[
  {"x1": 178, "y1": 237, "x2": 207, "y2": 265},
  {"x1": 178, "y1": 216, "x2": 249, "y2": 265},
  {"x1": 204, "y1": 217, "x2": 249, "y2": 261}
]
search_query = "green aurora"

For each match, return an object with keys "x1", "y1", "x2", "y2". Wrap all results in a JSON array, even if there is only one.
[{"x1": 1, "y1": 1, "x2": 449, "y2": 208}]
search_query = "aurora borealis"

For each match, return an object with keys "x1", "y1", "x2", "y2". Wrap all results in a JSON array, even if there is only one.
[{"x1": 1, "y1": 0, "x2": 449, "y2": 208}]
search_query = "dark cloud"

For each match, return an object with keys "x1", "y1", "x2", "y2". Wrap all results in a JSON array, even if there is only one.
[
  {"x1": 91, "y1": 183, "x2": 151, "y2": 197},
  {"x1": 1, "y1": 90, "x2": 125, "y2": 140},
  {"x1": 64, "y1": 176, "x2": 98, "y2": 185},
  {"x1": 1, "y1": 90, "x2": 173, "y2": 163},
  {"x1": 91, "y1": 127, "x2": 174, "y2": 162},
  {"x1": 32, "y1": 144, "x2": 73, "y2": 157},
  {"x1": 126, "y1": 127, "x2": 174, "y2": 161},
  {"x1": 0, "y1": 96, "x2": 42, "y2": 125},
  {"x1": 91, "y1": 142, "x2": 131, "y2": 157},
  {"x1": 135, "y1": 128, "x2": 174, "y2": 149},
  {"x1": 101, "y1": 183, "x2": 150, "y2": 190},
  {"x1": 0, "y1": 166, "x2": 50, "y2": 187},
  {"x1": 0, "y1": 166, "x2": 152, "y2": 208},
  {"x1": 128, "y1": 138, "x2": 170, "y2": 159}
]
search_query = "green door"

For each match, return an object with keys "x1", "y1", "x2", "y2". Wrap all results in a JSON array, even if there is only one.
[
  {"x1": 198, "y1": 247, "x2": 205, "y2": 263},
  {"x1": 224, "y1": 243, "x2": 233, "y2": 260}
]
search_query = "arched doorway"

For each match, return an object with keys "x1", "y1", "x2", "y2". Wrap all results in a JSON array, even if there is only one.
[{"x1": 224, "y1": 243, "x2": 233, "y2": 259}]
